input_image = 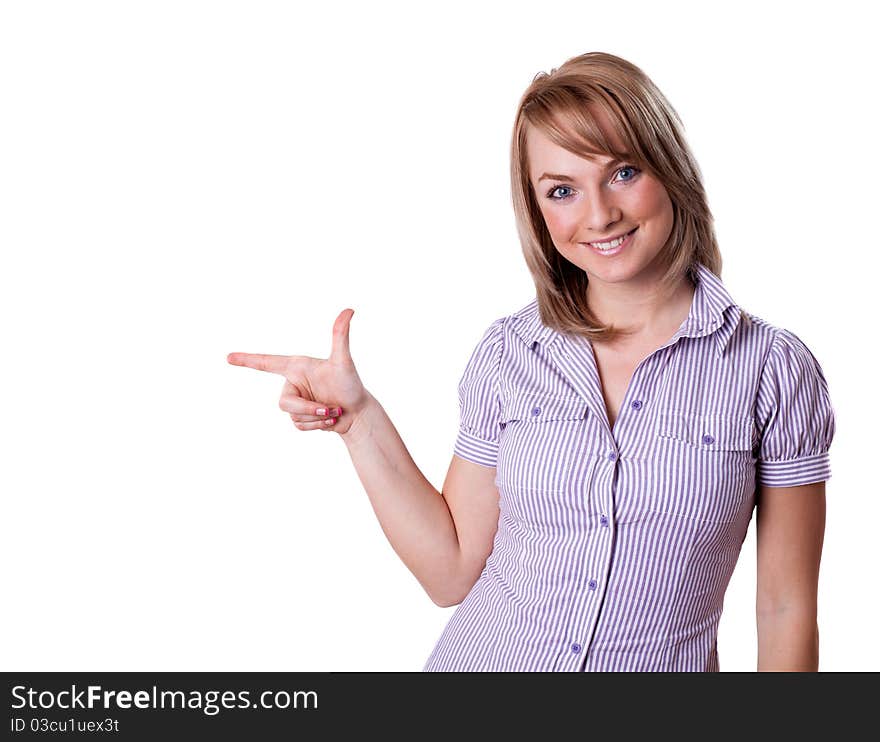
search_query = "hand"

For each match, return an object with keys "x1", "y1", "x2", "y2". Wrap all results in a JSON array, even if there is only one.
[{"x1": 227, "y1": 308, "x2": 370, "y2": 436}]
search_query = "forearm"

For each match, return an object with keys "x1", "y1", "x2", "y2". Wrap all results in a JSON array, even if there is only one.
[
  {"x1": 756, "y1": 609, "x2": 819, "y2": 671},
  {"x1": 339, "y1": 391, "x2": 462, "y2": 606}
]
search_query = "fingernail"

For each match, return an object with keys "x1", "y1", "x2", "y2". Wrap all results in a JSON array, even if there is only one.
[
  {"x1": 315, "y1": 407, "x2": 326, "y2": 415},
  {"x1": 332, "y1": 407, "x2": 343, "y2": 416},
  {"x1": 325, "y1": 418, "x2": 335, "y2": 425}
]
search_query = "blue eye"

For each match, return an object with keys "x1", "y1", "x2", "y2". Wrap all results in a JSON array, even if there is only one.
[
  {"x1": 545, "y1": 164, "x2": 641, "y2": 201},
  {"x1": 548, "y1": 185, "x2": 574, "y2": 200},
  {"x1": 617, "y1": 165, "x2": 640, "y2": 181}
]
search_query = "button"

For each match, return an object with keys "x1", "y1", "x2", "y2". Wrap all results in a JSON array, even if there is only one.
[
  {"x1": 607, "y1": 451, "x2": 617, "y2": 461},
  {"x1": 702, "y1": 434, "x2": 715, "y2": 445},
  {"x1": 571, "y1": 643, "x2": 582, "y2": 654},
  {"x1": 600, "y1": 515, "x2": 608, "y2": 527},
  {"x1": 588, "y1": 579, "x2": 597, "y2": 590},
  {"x1": 531, "y1": 406, "x2": 541, "y2": 416},
  {"x1": 630, "y1": 399, "x2": 642, "y2": 410}
]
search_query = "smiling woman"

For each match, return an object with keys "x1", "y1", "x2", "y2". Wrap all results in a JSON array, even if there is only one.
[
  {"x1": 228, "y1": 50, "x2": 836, "y2": 674},
  {"x1": 419, "y1": 51, "x2": 836, "y2": 672}
]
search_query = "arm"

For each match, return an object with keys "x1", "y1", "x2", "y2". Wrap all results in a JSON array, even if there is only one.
[
  {"x1": 340, "y1": 392, "x2": 500, "y2": 607},
  {"x1": 755, "y1": 481, "x2": 826, "y2": 671}
]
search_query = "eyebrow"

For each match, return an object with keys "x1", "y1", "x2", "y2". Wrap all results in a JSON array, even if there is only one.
[{"x1": 537, "y1": 158, "x2": 628, "y2": 183}]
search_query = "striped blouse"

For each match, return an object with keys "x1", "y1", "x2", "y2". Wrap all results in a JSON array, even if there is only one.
[{"x1": 423, "y1": 262, "x2": 835, "y2": 672}]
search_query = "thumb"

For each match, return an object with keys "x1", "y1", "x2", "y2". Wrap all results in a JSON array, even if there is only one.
[{"x1": 329, "y1": 308, "x2": 354, "y2": 364}]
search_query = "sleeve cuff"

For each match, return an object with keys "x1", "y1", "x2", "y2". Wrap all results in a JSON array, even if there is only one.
[
  {"x1": 453, "y1": 428, "x2": 498, "y2": 468},
  {"x1": 756, "y1": 451, "x2": 831, "y2": 487}
]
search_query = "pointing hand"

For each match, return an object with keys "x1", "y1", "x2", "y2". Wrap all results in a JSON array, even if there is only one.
[{"x1": 227, "y1": 308, "x2": 370, "y2": 436}]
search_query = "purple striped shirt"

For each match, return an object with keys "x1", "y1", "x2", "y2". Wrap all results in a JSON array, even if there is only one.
[{"x1": 423, "y1": 262, "x2": 835, "y2": 672}]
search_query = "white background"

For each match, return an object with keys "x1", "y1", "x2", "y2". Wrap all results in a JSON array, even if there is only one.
[{"x1": 1, "y1": 0, "x2": 875, "y2": 671}]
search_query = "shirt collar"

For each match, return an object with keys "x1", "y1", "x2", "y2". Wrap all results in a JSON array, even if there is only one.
[{"x1": 509, "y1": 262, "x2": 743, "y2": 357}]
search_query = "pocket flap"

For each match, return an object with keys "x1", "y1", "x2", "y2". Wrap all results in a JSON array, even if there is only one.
[
  {"x1": 658, "y1": 411, "x2": 754, "y2": 451},
  {"x1": 502, "y1": 394, "x2": 589, "y2": 424}
]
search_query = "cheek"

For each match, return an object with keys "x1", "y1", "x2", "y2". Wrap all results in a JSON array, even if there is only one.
[
  {"x1": 643, "y1": 190, "x2": 674, "y2": 243},
  {"x1": 542, "y1": 208, "x2": 577, "y2": 243},
  {"x1": 629, "y1": 179, "x2": 673, "y2": 222}
]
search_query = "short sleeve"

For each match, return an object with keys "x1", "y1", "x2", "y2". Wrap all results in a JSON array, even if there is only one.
[
  {"x1": 754, "y1": 328, "x2": 836, "y2": 487},
  {"x1": 452, "y1": 318, "x2": 505, "y2": 468}
]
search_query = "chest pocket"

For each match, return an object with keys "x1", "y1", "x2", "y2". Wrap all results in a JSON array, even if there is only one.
[
  {"x1": 496, "y1": 392, "x2": 593, "y2": 500},
  {"x1": 649, "y1": 411, "x2": 756, "y2": 524}
]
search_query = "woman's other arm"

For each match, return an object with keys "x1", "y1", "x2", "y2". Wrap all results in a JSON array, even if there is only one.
[{"x1": 755, "y1": 481, "x2": 826, "y2": 671}]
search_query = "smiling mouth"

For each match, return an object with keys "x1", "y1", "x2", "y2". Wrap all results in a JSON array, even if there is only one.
[{"x1": 583, "y1": 227, "x2": 638, "y2": 251}]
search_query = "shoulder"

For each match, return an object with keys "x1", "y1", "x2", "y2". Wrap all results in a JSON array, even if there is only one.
[
  {"x1": 471, "y1": 297, "x2": 538, "y2": 342},
  {"x1": 460, "y1": 297, "x2": 539, "y2": 378},
  {"x1": 509, "y1": 297, "x2": 540, "y2": 320},
  {"x1": 762, "y1": 324, "x2": 832, "y2": 396},
  {"x1": 736, "y1": 309, "x2": 780, "y2": 348},
  {"x1": 747, "y1": 311, "x2": 835, "y2": 441},
  {"x1": 735, "y1": 309, "x2": 824, "y2": 369}
]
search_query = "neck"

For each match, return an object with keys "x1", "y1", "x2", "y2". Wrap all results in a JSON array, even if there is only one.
[{"x1": 587, "y1": 272, "x2": 696, "y2": 341}]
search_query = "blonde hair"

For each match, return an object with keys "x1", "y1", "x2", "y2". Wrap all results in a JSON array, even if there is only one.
[{"x1": 510, "y1": 51, "x2": 725, "y2": 343}]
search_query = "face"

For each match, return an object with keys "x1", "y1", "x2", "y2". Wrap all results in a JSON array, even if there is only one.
[{"x1": 525, "y1": 116, "x2": 675, "y2": 293}]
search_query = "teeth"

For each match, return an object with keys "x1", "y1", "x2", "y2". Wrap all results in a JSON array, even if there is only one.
[{"x1": 590, "y1": 231, "x2": 630, "y2": 250}]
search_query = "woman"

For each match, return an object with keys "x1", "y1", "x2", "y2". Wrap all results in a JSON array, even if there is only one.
[{"x1": 227, "y1": 52, "x2": 835, "y2": 672}]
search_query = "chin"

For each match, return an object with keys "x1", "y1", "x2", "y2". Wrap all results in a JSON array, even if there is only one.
[{"x1": 585, "y1": 256, "x2": 657, "y2": 284}]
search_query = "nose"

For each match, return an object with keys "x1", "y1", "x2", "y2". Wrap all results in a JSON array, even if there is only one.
[{"x1": 578, "y1": 186, "x2": 622, "y2": 237}]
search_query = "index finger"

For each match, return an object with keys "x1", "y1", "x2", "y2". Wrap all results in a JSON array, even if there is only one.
[{"x1": 227, "y1": 352, "x2": 289, "y2": 374}]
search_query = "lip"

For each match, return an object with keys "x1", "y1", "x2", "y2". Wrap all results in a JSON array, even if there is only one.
[{"x1": 583, "y1": 227, "x2": 637, "y2": 256}]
